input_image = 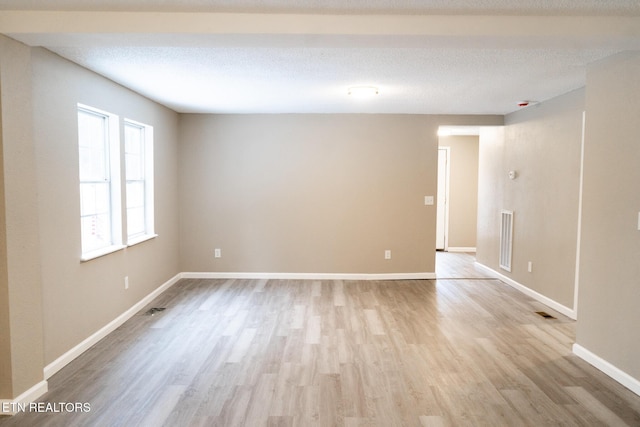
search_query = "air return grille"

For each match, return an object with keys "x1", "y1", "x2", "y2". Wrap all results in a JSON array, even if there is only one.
[{"x1": 499, "y1": 210, "x2": 514, "y2": 272}]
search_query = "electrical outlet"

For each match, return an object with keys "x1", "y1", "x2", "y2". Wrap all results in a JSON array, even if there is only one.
[
  {"x1": 124, "y1": 276, "x2": 129, "y2": 290},
  {"x1": 527, "y1": 262, "x2": 532, "y2": 273},
  {"x1": 424, "y1": 196, "x2": 434, "y2": 206},
  {"x1": 384, "y1": 250, "x2": 391, "y2": 260},
  {"x1": 214, "y1": 248, "x2": 222, "y2": 258}
]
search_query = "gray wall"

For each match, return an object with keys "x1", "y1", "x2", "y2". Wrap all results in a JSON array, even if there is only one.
[
  {"x1": 0, "y1": 35, "x2": 45, "y2": 400},
  {"x1": 477, "y1": 89, "x2": 584, "y2": 310},
  {"x1": 178, "y1": 114, "x2": 501, "y2": 275},
  {"x1": 577, "y1": 52, "x2": 640, "y2": 380},
  {"x1": 6, "y1": 31, "x2": 640, "y2": 402},
  {"x1": 438, "y1": 135, "x2": 479, "y2": 249},
  {"x1": 30, "y1": 47, "x2": 182, "y2": 366}
]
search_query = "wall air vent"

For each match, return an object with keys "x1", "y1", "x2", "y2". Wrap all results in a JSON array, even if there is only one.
[{"x1": 499, "y1": 210, "x2": 514, "y2": 272}]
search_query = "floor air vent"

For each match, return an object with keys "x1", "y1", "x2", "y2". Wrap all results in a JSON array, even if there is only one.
[
  {"x1": 144, "y1": 307, "x2": 166, "y2": 316},
  {"x1": 535, "y1": 311, "x2": 556, "y2": 319}
]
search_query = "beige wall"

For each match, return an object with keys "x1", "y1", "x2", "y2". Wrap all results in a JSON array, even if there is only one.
[
  {"x1": 0, "y1": 35, "x2": 45, "y2": 399},
  {"x1": 576, "y1": 52, "x2": 640, "y2": 380},
  {"x1": 438, "y1": 135, "x2": 479, "y2": 249},
  {"x1": 477, "y1": 89, "x2": 584, "y2": 309},
  {"x1": 30, "y1": 48, "x2": 181, "y2": 365},
  {"x1": 178, "y1": 114, "x2": 501, "y2": 275},
  {"x1": 0, "y1": 49, "x2": 12, "y2": 398},
  {"x1": 0, "y1": 34, "x2": 501, "y2": 401}
]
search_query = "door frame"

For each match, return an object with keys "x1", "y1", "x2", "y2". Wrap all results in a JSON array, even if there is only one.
[{"x1": 436, "y1": 146, "x2": 451, "y2": 251}]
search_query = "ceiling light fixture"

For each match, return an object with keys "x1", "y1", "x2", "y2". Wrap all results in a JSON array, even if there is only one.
[{"x1": 348, "y1": 86, "x2": 379, "y2": 97}]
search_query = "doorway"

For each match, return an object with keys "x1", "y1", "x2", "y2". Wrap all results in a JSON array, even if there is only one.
[{"x1": 436, "y1": 147, "x2": 450, "y2": 251}]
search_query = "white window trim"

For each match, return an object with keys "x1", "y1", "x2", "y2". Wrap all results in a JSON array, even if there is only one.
[
  {"x1": 80, "y1": 244, "x2": 127, "y2": 263},
  {"x1": 127, "y1": 233, "x2": 158, "y2": 247}
]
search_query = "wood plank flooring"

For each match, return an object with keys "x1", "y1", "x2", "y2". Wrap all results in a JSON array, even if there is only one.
[
  {"x1": 2, "y1": 253, "x2": 640, "y2": 426},
  {"x1": 435, "y1": 251, "x2": 493, "y2": 279}
]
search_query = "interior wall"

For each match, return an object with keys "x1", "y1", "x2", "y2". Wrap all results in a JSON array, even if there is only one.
[
  {"x1": 577, "y1": 52, "x2": 640, "y2": 381},
  {"x1": 438, "y1": 135, "x2": 479, "y2": 249},
  {"x1": 31, "y1": 47, "x2": 181, "y2": 365},
  {"x1": 0, "y1": 35, "x2": 44, "y2": 400},
  {"x1": 178, "y1": 114, "x2": 501, "y2": 275},
  {"x1": 0, "y1": 48, "x2": 12, "y2": 398},
  {"x1": 477, "y1": 89, "x2": 584, "y2": 310}
]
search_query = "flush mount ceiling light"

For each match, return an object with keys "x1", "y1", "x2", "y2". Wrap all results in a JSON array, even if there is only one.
[{"x1": 348, "y1": 86, "x2": 379, "y2": 97}]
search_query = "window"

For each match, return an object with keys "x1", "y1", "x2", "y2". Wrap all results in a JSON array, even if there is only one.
[
  {"x1": 77, "y1": 105, "x2": 122, "y2": 259},
  {"x1": 78, "y1": 105, "x2": 155, "y2": 261},
  {"x1": 124, "y1": 120, "x2": 154, "y2": 244}
]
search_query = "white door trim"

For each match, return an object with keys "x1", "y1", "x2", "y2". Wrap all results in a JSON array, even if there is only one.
[{"x1": 436, "y1": 146, "x2": 450, "y2": 251}]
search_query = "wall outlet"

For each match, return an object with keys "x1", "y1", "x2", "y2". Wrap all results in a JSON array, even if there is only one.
[
  {"x1": 424, "y1": 196, "x2": 434, "y2": 206},
  {"x1": 214, "y1": 248, "x2": 222, "y2": 258},
  {"x1": 124, "y1": 276, "x2": 129, "y2": 290},
  {"x1": 384, "y1": 250, "x2": 391, "y2": 260},
  {"x1": 527, "y1": 262, "x2": 533, "y2": 273}
]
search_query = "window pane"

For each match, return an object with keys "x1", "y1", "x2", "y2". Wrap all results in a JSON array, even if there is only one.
[
  {"x1": 125, "y1": 121, "x2": 152, "y2": 242},
  {"x1": 125, "y1": 124, "x2": 144, "y2": 180},
  {"x1": 125, "y1": 153, "x2": 143, "y2": 180},
  {"x1": 81, "y1": 213, "x2": 112, "y2": 253},
  {"x1": 127, "y1": 206, "x2": 145, "y2": 237},
  {"x1": 78, "y1": 106, "x2": 116, "y2": 255},
  {"x1": 78, "y1": 110, "x2": 108, "y2": 182},
  {"x1": 80, "y1": 182, "x2": 110, "y2": 216},
  {"x1": 126, "y1": 181, "x2": 145, "y2": 209}
]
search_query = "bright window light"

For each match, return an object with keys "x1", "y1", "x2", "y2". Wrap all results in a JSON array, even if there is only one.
[{"x1": 348, "y1": 86, "x2": 379, "y2": 97}]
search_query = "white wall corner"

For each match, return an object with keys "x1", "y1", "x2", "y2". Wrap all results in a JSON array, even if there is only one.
[
  {"x1": 474, "y1": 262, "x2": 576, "y2": 320},
  {"x1": 573, "y1": 343, "x2": 640, "y2": 397},
  {"x1": 0, "y1": 381, "x2": 48, "y2": 416}
]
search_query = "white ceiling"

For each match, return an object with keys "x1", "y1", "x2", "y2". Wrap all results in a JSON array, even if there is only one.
[
  {"x1": 2, "y1": 1, "x2": 640, "y2": 114},
  {"x1": 2, "y1": 0, "x2": 640, "y2": 15}
]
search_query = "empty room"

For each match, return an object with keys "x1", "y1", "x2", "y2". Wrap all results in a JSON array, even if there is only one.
[{"x1": 1, "y1": 1, "x2": 640, "y2": 426}]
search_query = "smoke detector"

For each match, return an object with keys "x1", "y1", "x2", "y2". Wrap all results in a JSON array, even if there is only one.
[{"x1": 517, "y1": 100, "x2": 537, "y2": 108}]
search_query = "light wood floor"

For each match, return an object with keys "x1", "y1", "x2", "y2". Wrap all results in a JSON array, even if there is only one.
[
  {"x1": 435, "y1": 251, "x2": 494, "y2": 279},
  {"x1": 2, "y1": 253, "x2": 640, "y2": 426}
]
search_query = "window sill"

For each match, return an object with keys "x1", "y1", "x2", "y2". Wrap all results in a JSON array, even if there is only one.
[
  {"x1": 81, "y1": 245, "x2": 126, "y2": 262},
  {"x1": 127, "y1": 233, "x2": 158, "y2": 247}
]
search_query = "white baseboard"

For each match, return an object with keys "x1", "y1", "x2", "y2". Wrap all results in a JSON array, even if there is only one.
[
  {"x1": 180, "y1": 271, "x2": 436, "y2": 281},
  {"x1": 0, "y1": 381, "x2": 48, "y2": 415},
  {"x1": 573, "y1": 343, "x2": 640, "y2": 397},
  {"x1": 474, "y1": 262, "x2": 576, "y2": 320},
  {"x1": 43, "y1": 273, "x2": 182, "y2": 380},
  {"x1": 447, "y1": 247, "x2": 476, "y2": 253}
]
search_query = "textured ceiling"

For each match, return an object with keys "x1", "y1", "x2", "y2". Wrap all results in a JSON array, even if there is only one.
[
  {"x1": 1, "y1": 0, "x2": 640, "y2": 15},
  {"x1": 1, "y1": 1, "x2": 640, "y2": 114},
  {"x1": 45, "y1": 45, "x2": 617, "y2": 114}
]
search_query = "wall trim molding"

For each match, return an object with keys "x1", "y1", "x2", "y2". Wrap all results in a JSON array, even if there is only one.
[
  {"x1": 474, "y1": 262, "x2": 576, "y2": 320},
  {"x1": 573, "y1": 343, "x2": 640, "y2": 397},
  {"x1": 0, "y1": 381, "x2": 48, "y2": 416},
  {"x1": 447, "y1": 247, "x2": 476, "y2": 253},
  {"x1": 43, "y1": 273, "x2": 183, "y2": 380},
  {"x1": 180, "y1": 271, "x2": 436, "y2": 281}
]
